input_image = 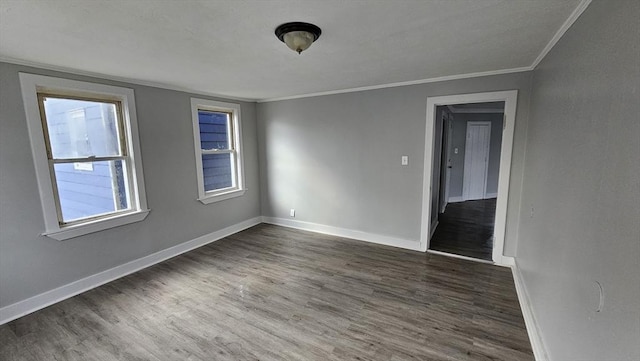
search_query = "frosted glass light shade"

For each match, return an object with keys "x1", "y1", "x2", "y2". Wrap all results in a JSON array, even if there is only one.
[
  {"x1": 283, "y1": 31, "x2": 315, "y2": 54},
  {"x1": 275, "y1": 22, "x2": 321, "y2": 55}
]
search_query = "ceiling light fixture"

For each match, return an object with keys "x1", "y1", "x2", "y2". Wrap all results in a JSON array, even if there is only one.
[{"x1": 275, "y1": 22, "x2": 321, "y2": 54}]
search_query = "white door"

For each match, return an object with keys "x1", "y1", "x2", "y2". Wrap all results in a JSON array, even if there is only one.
[{"x1": 462, "y1": 121, "x2": 491, "y2": 201}]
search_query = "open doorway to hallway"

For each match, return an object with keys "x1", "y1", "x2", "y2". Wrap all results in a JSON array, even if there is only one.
[{"x1": 429, "y1": 102, "x2": 505, "y2": 261}]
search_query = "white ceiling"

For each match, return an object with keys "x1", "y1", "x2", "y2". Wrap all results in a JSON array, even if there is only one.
[{"x1": 0, "y1": 0, "x2": 584, "y2": 101}]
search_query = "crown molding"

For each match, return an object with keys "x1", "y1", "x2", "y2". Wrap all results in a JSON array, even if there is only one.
[
  {"x1": 0, "y1": 56, "x2": 257, "y2": 103},
  {"x1": 530, "y1": 0, "x2": 592, "y2": 69},
  {"x1": 258, "y1": 67, "x2": 532, "y2": 103},
  {"x1": 1, "y1": 55, "x2": 530, "y2": 104}
]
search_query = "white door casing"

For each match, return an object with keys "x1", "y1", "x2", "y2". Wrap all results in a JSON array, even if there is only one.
[{"x1": 420, "y1": 90, "x2": 518, "y2": 265}]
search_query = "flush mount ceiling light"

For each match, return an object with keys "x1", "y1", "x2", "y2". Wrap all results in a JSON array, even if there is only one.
[{"x1": 275, "y1": 22, "x2": 321, "y2": 54}]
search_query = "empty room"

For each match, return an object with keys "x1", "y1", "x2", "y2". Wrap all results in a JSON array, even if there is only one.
[{"x1": 0, "y1": 1, "x2": 638, "y2": 360}]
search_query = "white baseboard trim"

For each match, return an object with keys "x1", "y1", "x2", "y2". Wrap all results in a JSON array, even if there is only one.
[
  {"x1": 496, "y1": 255, "x2": 515, "y2": 267},
  {"x1": 425, "y1": 250, "x2": 513, "y2": 267},
  {"x1": 262, "y1": 217, "x2": 421, "y2": 251},
  {"x1": 485, "y1": 192, "x2": 498, "y2": 199},
  {"x1": 511, "y1": 261, "x2": 549, "y2": 361},
  {"x1": 0, "y1": 217, "x2": 262, "y2": 326},
  {"x1": 430, "y1": 220, "x2": 439, "y2": 238},
  {"x1": 427, "y1": 249, "x2": 494, "y2": 264}
]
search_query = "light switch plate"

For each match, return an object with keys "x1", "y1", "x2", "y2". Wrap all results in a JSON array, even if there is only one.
[{"x1": 401, "y1": 156, "x2": 408, "y2": 165}]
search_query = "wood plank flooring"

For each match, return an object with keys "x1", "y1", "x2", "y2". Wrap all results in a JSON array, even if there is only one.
[
  {"x1": 430, "y1": 199, "x2": 497, "y2": 261},
  {"x1": 0, "y1": 224, "x2": 533, "y2": 361}
]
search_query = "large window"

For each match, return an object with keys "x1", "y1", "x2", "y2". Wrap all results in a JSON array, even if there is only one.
[
  {"x1": 190, "y1": 98, "x2": 245, "y2": 203},
  {"x1": 20, "y1": 74, "x2": 149, "y2": 240}
]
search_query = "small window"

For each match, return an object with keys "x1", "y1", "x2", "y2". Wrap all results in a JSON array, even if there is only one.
[
  {"x1": 20, "y1": 74, "x2": 149, "y2": 240},
  {"x1": 191, "y1": 98, "x2": 245, "y2": 203}
]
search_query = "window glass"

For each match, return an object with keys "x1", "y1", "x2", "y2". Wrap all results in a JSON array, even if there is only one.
[
  {"x1": 53, "y1": 160, "x2": 130, "y2": 223},
  {"x1": 202, "y1": 153, "x2": 233, "y2": 191},
  {"x1": 41, "y1": 97, "x2": 122, "y2": 159},
  {"x1": 198, "y1": 110, "x2": 230, "y2": 150},
  {"x1": 40, "y1": 95, "x2": 131, "y2": 224},
  {"x1": 198, "y1": 108, "x2": 236, "y2": 193}
]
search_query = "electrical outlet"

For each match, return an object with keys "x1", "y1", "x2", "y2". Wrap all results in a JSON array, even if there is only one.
[{"x1": 290, "y1": 208, "x2": 295, "y2": 217}]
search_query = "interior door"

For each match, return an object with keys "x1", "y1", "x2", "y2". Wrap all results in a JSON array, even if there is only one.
[{"x1": 462, "y1": 121, "x2": 491, "y2": 201}]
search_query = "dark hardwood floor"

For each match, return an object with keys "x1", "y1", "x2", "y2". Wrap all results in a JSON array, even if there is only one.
[
  {"x1": 0, "y1": 224, "x2": 532, "y2": 361},
  {"x1": 429, "y1": 199, "x2": 497, "y2": 261}
]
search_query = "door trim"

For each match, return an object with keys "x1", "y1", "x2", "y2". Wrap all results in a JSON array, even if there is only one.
[
  {"x1": 420, "y1": 90, "x2": 518, "y2": 265},
  {"x1": 440, "y1": 112, "x2": 453, "y2": 213},
  {"x1": 462, "y1": 121, "x2": 491, "y2": 201}
]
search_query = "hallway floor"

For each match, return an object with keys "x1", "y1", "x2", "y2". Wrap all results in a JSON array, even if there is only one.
[{"x1": 429, "y1": 198, "x2": 496, "y2": 261}]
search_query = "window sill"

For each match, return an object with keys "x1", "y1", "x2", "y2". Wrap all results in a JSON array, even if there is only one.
[
  {"x1": 44, "y1": 209, "x2": 151, "y2": 241},
  {"x1": 198, "y1": 188, "x2": 246, "y2": 204}
]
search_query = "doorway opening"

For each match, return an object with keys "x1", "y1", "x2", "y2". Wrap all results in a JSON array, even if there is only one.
[
  {"x1": 430, "y1": 103, "x2": 503, "y2": 261},
  {"x1": 420, "y1": 91, "x2": 518, "y2": 266}
]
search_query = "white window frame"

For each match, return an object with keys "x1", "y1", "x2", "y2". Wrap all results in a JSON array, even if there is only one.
[
  {"x1": 19, "y1": 73, "x2": 149, "y2": 240},
  {"x1": 190, "y1": 98, "x2": 245, "y2": 204}
]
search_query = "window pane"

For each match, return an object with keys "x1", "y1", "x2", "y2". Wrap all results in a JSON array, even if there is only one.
[
  {"x1": 198, "y1": 110, "x2": 229, "y2": 150},
  {"x1": 202, "y1": 153, "x2": 233, "y2": 191},
  {"x1": 54, "y1": 160, "x2": 129, "y2": 223},
  {"x1": 42, "y1": 97, "x2": 122, "y2": 159}
]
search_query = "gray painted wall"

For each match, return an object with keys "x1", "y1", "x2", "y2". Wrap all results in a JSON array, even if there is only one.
[
  {"x1": 0, "y1": 63, "x2": 261, "y2": 308},
  {"x1": 447, "y1": 112, "x2": 504, "y2": 199},
  {"x1": 257, "y1": 72, "x2": 533, "y2": 255},
  {"x1": 517, "y1": 1, "x2": 640, "y2": 359}
]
